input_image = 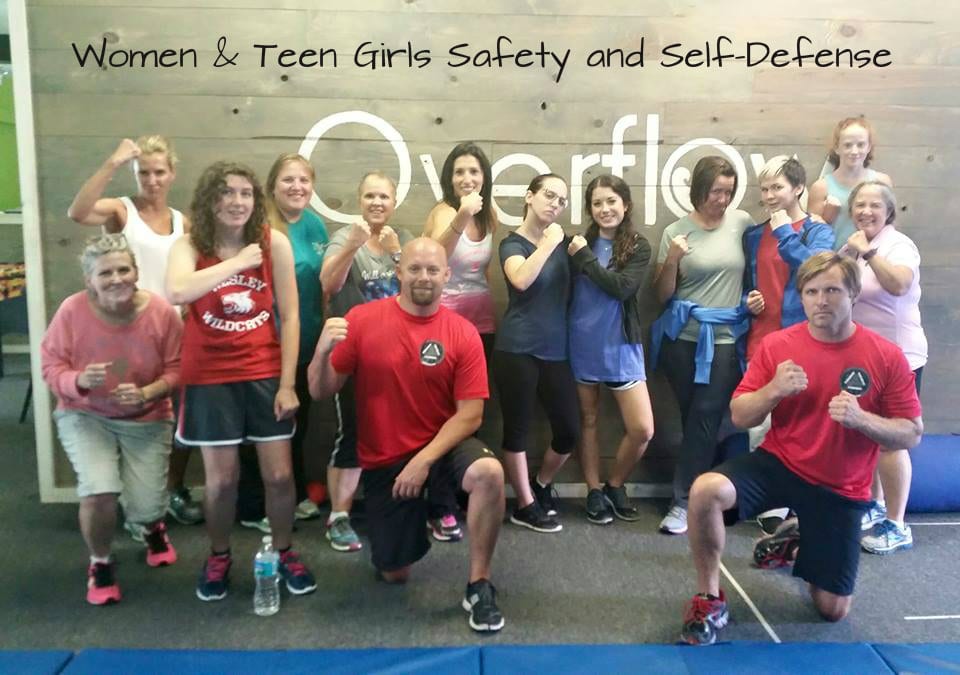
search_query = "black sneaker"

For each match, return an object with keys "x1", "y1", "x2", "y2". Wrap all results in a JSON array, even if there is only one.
[
  {"x1": 585, "y1": 488, "x2": 613, "y2": 525},
  {"x1": 530, "y1": 478, "x2": 559, "y2": 517},
  {"x1": 602, "y1": 483, "x2": 641, "y2": 521},
  {"x1": 462, "y1": 579, "x2": 505, "y2": 632},
  {"x1": 510, "y1": 502, "x2": 562, "y2": 533},
  {"x1": 681, "y1": 591, "x2": 729, "y2": 646}
]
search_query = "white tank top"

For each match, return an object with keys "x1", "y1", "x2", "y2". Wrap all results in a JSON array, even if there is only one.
[
  {"x1": 445, "y1": 230, "x2": 492, "y2": 296},
  {"x1": 117, "y1": 196, "x2": 184, "y2": 296}
]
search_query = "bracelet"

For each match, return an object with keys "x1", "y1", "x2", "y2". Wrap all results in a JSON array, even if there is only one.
[{"x1": 862, "y1": 248, "x2": 879, "y2": 262}]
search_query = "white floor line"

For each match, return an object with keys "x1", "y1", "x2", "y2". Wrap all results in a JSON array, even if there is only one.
[
  {"x1": 904, "y1": 615, "x2": 960, "y2": 621},
  {"x1": 907, "y1": 521, "x2": 960, "y2": 526},
  {"x1": 719, "y1": 561, "x2": 782, "y2": 643}
]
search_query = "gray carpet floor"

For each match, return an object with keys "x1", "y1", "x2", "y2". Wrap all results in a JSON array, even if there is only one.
[{"x1": 2, "y1": 354, "x2": 958, "y2": 649}]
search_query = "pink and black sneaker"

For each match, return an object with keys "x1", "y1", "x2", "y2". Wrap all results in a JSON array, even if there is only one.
[
  {"x1": 144, "y1": 521, "x2": 178, "y2": 567},
  {"x1": 87, "y1": 560, "x2": 121, "y2": 606}
]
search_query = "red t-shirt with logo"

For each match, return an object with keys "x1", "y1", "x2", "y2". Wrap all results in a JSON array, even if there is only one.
[
  {"x1": 747, "y1": 219, "x2": 805, "y2": 360},
  {"x1": 330, "y1": 298, "x2": 488, "y2": 469},
  {"x1": 734, "y1": 322, "x2": 921, "y2": 501},
  {"x1": 180, "y1": 230, "x2": 281, "y2": 385}
]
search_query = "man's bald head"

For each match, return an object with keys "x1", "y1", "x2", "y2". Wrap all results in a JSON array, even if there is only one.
[
  {"x1": 399, "y1": 237, "x2": 448, "y2": 266},
  {"x1": 396, "y1": 237, "x2": 451, "y2": 312}
]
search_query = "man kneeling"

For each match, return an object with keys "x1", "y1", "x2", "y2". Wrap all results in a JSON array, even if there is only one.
[
  {"x1": 681, "y1": 252, "x2": 922, "y2": 645},
  {"x1": 309, "y1": 237, "x2": 506, "y2": 632}
]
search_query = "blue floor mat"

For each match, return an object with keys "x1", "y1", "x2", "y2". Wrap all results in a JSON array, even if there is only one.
[
  {"x1": 873, "y1": 643, "x2": 960, "y2": 673},
  {"x1": 61, "y1": 647, "x2": 481, "y2": 675},
  {"x1": 0, "y1": 650, "x2": 73, "y2": 675}
]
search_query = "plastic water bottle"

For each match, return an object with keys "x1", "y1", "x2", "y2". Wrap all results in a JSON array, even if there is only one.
[{"x1": 253, "y1": 535, "x2": 280, "y2": 616}]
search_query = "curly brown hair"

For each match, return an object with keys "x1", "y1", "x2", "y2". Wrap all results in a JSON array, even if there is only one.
[
  {"x1": 583, "y1": 174, "x2": 641, "y2": 270},
  {"x1": 189, "y1": 161, "x2": 267, "y2": 257}
]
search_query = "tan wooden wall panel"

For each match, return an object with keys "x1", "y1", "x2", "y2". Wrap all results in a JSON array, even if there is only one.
[{"x1": 27, "y1": 1, "x2": 959, "y2": 493}]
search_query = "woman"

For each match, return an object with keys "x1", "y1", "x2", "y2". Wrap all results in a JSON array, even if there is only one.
[
  {"x1": 494, "y1": 173, "x2": 579, "y2": 533},
  {"x1": 166, "y1": 161, "x2": 316, "y2": 601},
  {"x1": 67, "y1": 136, "x2": 203, "y2": 528},
  {"x1": 808, "y1": 116, "x2": 892, "y2": 251},
  {"x1": 651, "y1": 156, "x2": 756, "y2": 535},
  {"x1": 567, "y1": 175, "x2": 654, "y2": 525},
  {"x1": 319, "y1": 172, "x2": 412, "y2": 551},
  {"x1": 842, "y1": 181, "x2": 927, "y2": 555},
  {"x1": 423, "y1": 142, "x2": 497, "y2": 357},
  {"x1": 236, "y1": 154, "x2": 330, "y2": 530},
  {"x1": 41, "y1": 233, "x2": 181, "y2": 605},
  {"x1": 743, "y1": 156, "x2": 835, "y2": 534},
  {"x1": 422, "y1": 142, "x2": 497, "y2": 540}
]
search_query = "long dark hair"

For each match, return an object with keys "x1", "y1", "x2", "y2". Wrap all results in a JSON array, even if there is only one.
[
  {"x1": 440, "y1": 142, "x2": 495, "y2": 237},
  {"x1": 583, "y1": 174, "x2": 640, "y2": 270},
  {"x1": 190, "y1": 161, "x2": 267, "y2": 257}
]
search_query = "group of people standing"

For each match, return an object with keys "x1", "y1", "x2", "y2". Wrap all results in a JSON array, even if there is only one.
[{"x1": 40, "y1": 114, "x2": 926, "y2": 642}]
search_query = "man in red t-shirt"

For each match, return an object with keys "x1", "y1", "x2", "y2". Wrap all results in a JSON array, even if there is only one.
[
  {"x1": 308, "y1": 237, "x2": 506, "y2": 633},
  {"x1": 679, "y1": 252, "x2": 922, "y2": 646}
]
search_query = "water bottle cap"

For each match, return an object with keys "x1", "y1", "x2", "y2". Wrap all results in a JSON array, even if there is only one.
[{"x1": 262, "y1": 535, "x2": 272, "y2": 544}]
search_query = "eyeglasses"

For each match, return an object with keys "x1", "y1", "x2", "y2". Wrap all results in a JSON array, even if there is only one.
[{"x1": 540, "y1": 189, "x2": 568, "y2": 209}]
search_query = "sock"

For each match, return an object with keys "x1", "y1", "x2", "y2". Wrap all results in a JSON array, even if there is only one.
[
  {"x1": 535, "y1": 476, "x2": 548, "y2": 489},
  {"x1": 889, "y1": 518, "x2": 905, "y2": 530},
  {"x1": 90, "y1": 555, "x2": 111, "y2": 565},
  {"x1": 328, "y1": 510, "x2": 348, "y2": 525},
  {"x1": 211, "y1": 548, "x2": 231, "y2": 558},
  {"x1": 876, "y1": 499, "x2": 886, "y2": 508}
]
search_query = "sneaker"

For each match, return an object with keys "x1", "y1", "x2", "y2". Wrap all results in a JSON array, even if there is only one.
[
  {"x1": 123, "y1": 520, "x2": 145, "y2": 544},
  {"x1": 756, "y1": 507, "x2": 791, "y2": 535},
  {"x1": 862, "y1": 519, "x2": 913, "y2": 555},
  {"x1": 680, "y1": 591, "x2": 729, "y2": 646},
  {"x1": 143, "y1": 522, "x2": 178, "y2": 567},
  {"x1": 240, "y1": 517, "x2": 271, "y2": 534},
  {"x1": 510, "y1": 501, "x2": 562, "y2": 533},
  {"x1": 861, "y1": 501, "x2": 887, "y2": 531},
  {"x1": 326, "y1": 515, "x2": 363, "y2": 552},
  {"x1": 462, "y1": 579, "x2": 505, "y2": 632},
  {"x1": 753, "y1": 517, "x2": 800, "y2": 569},
  {"x1": 603, "y1": 483, "x2": 641, "y2": 522},
  {"x1": 659, "y1": 505, "x2": 688, "y2": 534},
  {"x1": 196, "y1": 553, "x2": 231, "y2": 601},
  {"x1": 86, "y1": 561, "x2": 121, "y2": 606},
  {"x1": 531, "y1": 478, "x2": 559, "y2": 517},
  {"x1": 585, "y1": 488, "x2": 613, "y2": 525},
  {"x1": 278, "y1": 549, "x2": 318, "y2": 595},
  {"x1": 167, "y1": 488, "x2": 204, "y2": 525},
  {"x1": 429, "y1": 514, "x2": 464, "y2": 542},
  {"x1": 294, "y1": 499, "x2": 322, "y2": 521}
]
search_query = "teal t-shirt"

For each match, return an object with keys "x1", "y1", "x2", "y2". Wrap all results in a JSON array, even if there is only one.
[{"x1": 287, "y1": 210, "x2": 329, "y2": 364}]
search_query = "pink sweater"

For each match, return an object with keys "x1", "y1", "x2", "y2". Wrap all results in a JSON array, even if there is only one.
[{"x1": 41, "y1": 291, "x2": 182, "y2": 421}]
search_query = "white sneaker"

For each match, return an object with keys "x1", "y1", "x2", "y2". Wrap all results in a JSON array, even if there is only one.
[
  {"x1": 239, "y1": 517, "x2": 271, "y2": 534},
  {"x1": 294, "y1": 499, "x2": 322, "y2": 521},
  {"x1": 861, "y1": 501, "x2": 887, "y2": 531},
  {"x1": 862, "y1": 519, "x2": 913, "y2": 555},
  {"x1": 659, "y1": 505, "x2": 688, "y2": 534}
]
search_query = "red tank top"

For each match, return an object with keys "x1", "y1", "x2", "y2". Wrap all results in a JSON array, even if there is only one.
[{"x1": 180, "y1": 229, "x2": 281, "y2": 385}]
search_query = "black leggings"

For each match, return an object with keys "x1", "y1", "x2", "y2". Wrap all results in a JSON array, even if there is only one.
[
  {"x1": 659, "y1": 339, "x2": 743, "y2": 508},
  {"x1": 493, "y1": 351, "x2": 580, "y2": 455}
]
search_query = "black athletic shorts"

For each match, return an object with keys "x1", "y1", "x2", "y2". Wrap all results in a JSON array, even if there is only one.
[
  {"x1": 713, "y1": 449, "x2": 871, "y2": 596},
  {"x1": 176, "y1": 378, "x2": 295, "y2": 447},
  {"x1": 361, "y1": 437, "x2": 496, "y2": 572}
]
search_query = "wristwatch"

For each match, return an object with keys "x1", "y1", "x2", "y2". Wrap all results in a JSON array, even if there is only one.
[{"x1": 862, "y1": 248, "x2": 879, "y2": 262}]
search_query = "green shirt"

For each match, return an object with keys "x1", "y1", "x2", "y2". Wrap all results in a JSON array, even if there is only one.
[{"x1": 287, "y1": 210, "x2": 329, "y2": 364}]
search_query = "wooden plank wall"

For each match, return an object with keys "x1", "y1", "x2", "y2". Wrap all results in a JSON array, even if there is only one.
[{"x1": 26, "y1": 0, "x2": 960, "y2": 490}]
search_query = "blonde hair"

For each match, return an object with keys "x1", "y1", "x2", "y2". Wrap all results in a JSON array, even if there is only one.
[
  {"x1": 796, "y1": 252, "x2": 861, "y2": 298},
  {"x1": 358, "y1": 171, "x2": 397, "y2": 198},
  {"x1": 135, "y1": 135, "x2": 178, "y2": 169},
  {"x1": 265, "y1": 153, "x2": 316, "y2": 236}
]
